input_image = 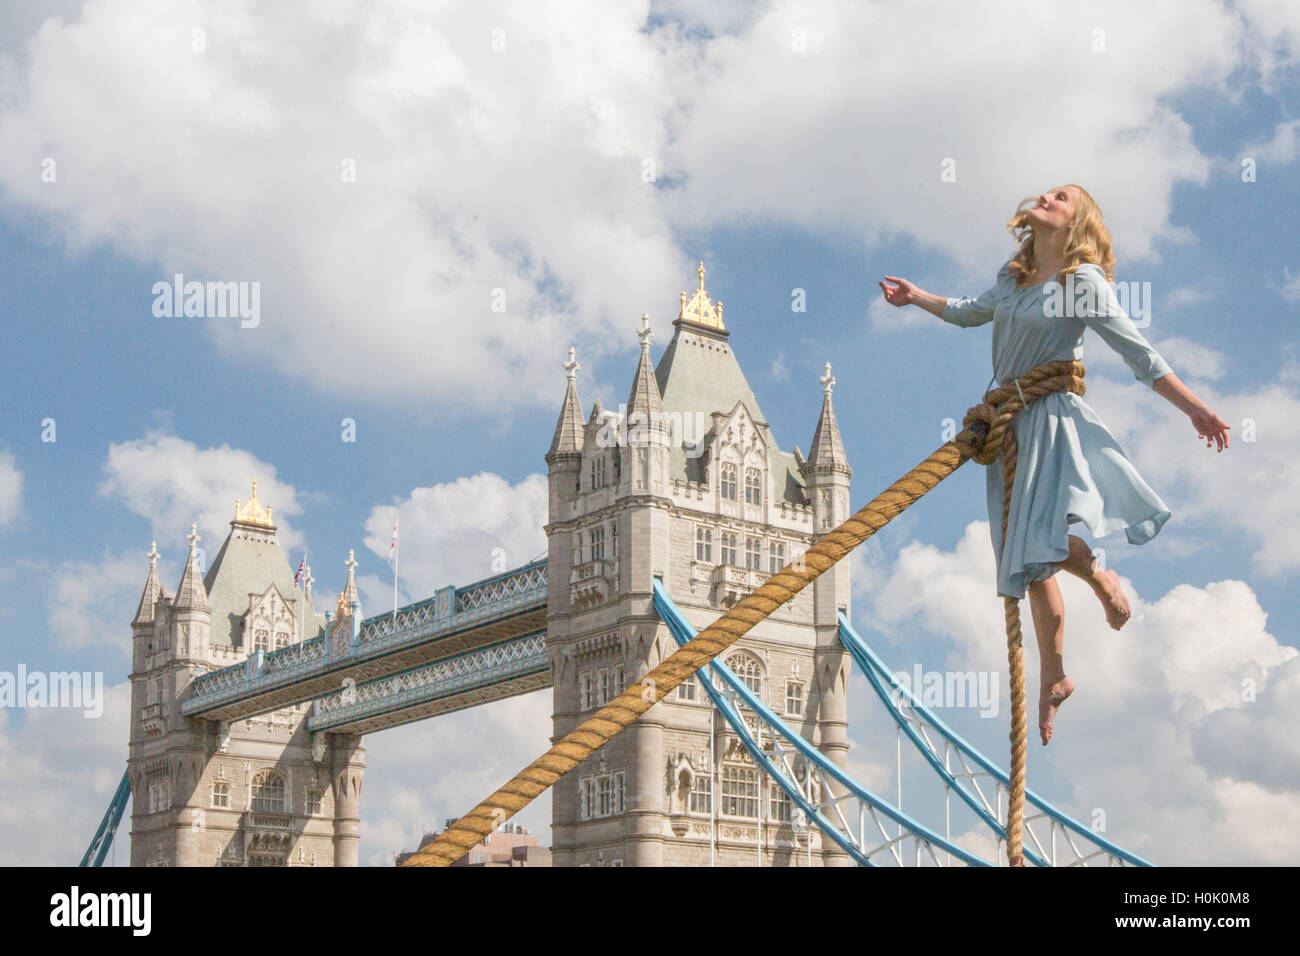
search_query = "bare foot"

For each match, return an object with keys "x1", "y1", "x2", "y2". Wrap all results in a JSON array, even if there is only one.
[
  {"x1": 1039, "y1": 676, "x2": 1074, "y2": 745},
  {"x1": 1091, "y1": 568, "x2": 1131, "y2": 631}
]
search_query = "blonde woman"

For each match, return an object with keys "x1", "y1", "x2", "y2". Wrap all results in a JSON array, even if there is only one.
[{"x1": 879, "y1": 185, "x2": 1230, "y2": 745}]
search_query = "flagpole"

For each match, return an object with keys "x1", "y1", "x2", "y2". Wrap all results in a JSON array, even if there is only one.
[
  {"x1": 299, "y1": 552, "x2": 307, "y2": 644},
  {"x1": 392, "y1": 518, "x2": 399, "y2": 621}
]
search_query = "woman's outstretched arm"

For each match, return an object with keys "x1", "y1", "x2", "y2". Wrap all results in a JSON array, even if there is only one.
[
  {"x1": 1152, "y1": 373, "x2": 1231, "y2": 451},
  {"x1": 880, "y1": 273, "x2": 999, "y2": 326},
  {"x1": 879, "y1": 275, "x2": 949, "y2": 317}
]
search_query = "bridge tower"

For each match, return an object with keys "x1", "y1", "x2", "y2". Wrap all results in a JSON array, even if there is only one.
[
  {"x1": 126, "y1": 483, "x2": 366, "y2": 866},
  {"x1": 545, "y1": 264, "x2": 853, "y2": 866}
]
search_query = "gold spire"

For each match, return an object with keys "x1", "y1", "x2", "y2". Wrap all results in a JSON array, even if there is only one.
[
  {"x1": 677, "y1": 261, "x2": 725, "y2": 330},
  {"x1": 233, "y1": 478, "x2": 275, "y2": 528}
]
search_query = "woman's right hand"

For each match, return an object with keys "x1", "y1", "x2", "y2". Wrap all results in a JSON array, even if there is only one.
[{"x1": 879, "y1": 275, "x2": 920, "y2": 307}]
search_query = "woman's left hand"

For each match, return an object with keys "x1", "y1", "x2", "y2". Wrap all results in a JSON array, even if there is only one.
[{"x1": 1189, "y1": 406, "x2": 1230, "y2": 452}]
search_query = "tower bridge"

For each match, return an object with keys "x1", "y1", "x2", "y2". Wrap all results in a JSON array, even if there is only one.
[{"x1": 82, "y1": 264, "x2": 1151, "y2": 868}]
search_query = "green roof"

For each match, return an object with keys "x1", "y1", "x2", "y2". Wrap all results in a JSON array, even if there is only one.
[
  {"x1": 203, "y1": 528, "x2": 324, "y2": 647},
  {"x1": 654, "y1": 320, "x2": 807, "y2": 505}
]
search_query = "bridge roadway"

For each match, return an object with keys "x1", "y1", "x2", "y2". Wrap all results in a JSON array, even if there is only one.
[{"x1": 179, "y1": 559, "x2": 549, "y2": 725}]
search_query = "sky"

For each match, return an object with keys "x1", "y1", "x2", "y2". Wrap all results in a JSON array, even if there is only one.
[{"x1": 0, "y1": 0, "x2": 1298, "y2": 866}]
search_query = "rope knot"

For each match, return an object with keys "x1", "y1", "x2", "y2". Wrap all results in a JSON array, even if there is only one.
[
  {"x1": 957, "y1": 401, "x2": 1001, "y2": 465},
  {"x1": 954, "y1": 360, "x2": 1087, "y2": 467}
]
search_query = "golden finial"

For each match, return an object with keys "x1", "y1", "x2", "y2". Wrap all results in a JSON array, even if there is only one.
[
  {"x1": 336, "y1": 590, "x2": 349, "y2": 616},
  {"x1": 677, "y1": 261, "x2": 725, "y2": 331},
  {"x1": 233, "y1": 477, "x2": 275, "y2": 528}
]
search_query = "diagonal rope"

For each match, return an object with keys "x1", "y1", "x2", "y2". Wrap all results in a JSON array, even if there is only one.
[{"x1": 401, "y1": 359, "x2": 1086, "y2": 868}]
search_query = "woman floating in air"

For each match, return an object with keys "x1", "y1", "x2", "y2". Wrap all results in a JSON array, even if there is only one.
[{"x1": 879, "y1": 184, "x2": 1230, "y2": 746}]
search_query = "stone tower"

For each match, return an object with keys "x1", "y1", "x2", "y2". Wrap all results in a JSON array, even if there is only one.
[
  {"x1": 127, "y1": 482, "x2": 366, "y2": 866},
  {"x1": 545, "y1": 264, "x2": 853, "y2": 866}
]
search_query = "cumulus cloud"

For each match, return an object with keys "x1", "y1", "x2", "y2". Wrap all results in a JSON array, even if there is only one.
[
  {"x1": 359, "y1": 471, "x2": 548, "y2": 609},
  {"x1": 0, "y1": 451, "x2": 21, "y2": 528},
  {"x1": 1083, "y1": 367, "x2": 1300, "y2": 576},
  {"x1": 0, "y1": 679, "x2": 131, "y2": 866},
  {"x1": 1153, "y1": 335, "x2": 1227, "y2": 380},
  {"x1": 47, "y1": 551, "x2": 147, "y2": 654},
  {"x1": 0, "y1": 0, "x2": 687, "y2": 409},
  {"x1": 666, "y1": 0, "x2": 1240, "y2": 275},
  {"x1": 97, "y1": 432, "x2": 307, "y2": 552},
  {"x1": 2, "y1": 0, "x2": 1288, "y2": 412},
  {"x1": 854, "y1": 519, "x2": 1299, "y2": 864},
  {"x1": 358, "y1": 690, "x2": 554, "y2": 864}
]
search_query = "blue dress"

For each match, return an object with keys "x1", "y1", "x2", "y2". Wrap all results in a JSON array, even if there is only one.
[{"x1": 942, "y1": 262, "x2": 1173, "y2": 599}]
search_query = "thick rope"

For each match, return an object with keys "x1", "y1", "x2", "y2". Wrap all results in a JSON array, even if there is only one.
[
  {"x1": 402, "y1": 359, "x2": 1086, "y2": 868},
  {"x1": 954, "y1": 359, "x2": 1086, "y2": 865}
]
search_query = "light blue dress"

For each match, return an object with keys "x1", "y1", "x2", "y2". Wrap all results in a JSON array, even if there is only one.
[{"x1": 942, "y1": 262, "x2": 1173, "y2": 598}]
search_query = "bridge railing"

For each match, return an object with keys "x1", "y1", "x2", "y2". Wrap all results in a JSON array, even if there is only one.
[
  {"x1": 309, "y1": 631, "x2": 548, "y2": 731},
  {"x1": 183, "y1": 559, "x2": 548, "y2": 716}
]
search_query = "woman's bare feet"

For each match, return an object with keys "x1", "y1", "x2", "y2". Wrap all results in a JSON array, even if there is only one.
[
  {"x1": 1039, "y1": 676, "x2": 1074, "y2": 745},
  {"x1": 1091, "y1": 567, "x2": 1131, "y2": 630}
]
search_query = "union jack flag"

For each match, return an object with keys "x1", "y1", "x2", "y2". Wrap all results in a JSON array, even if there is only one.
[{"x1": 294, "y1": 556, "x2": 305, "y2": 587}]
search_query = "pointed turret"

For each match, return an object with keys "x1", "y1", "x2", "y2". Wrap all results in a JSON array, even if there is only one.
[
  {"x1": 342, "y1": 549, "x2": 361, "y2": 615},
  {"x1": 173, "y1": 524, "x2": 211, "y2": 612},
  {"x1": 625, "y1": 313, "x2": 665, "y2": 425},
  {"x1": 133, "y1": 541, "x2": 162, "y2": 626},
  {"x1": 803, "y1": 363, "x2": 851, "y2": 477},
  {"x1": 546, "y1": 347, "x2": 585, "y2": 462}
]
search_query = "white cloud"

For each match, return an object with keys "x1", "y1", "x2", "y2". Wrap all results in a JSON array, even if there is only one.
[
  {"x1": 0, "y1": 0, "x2": 688, "y2": 409},
  {"x1": 47, "y1": 550, "x2": 146, "y2": 654},
  {"x1": 358, "y1": 689, "x2": 555, "y2": 865},
  {"x1": 0, "y1": 680, "x2": 132, "y2": 866},
  {"x1": 360, "y1": 471, "x2": 548, "y2": 608},
  {"x1": 1282, "y1": 267, "x2": 1300, "y2": 302},
  {"x1": 770, "y1": 350, "x2": 789, "y2": 382},
  {"x1": 1151, "y1": 335, "x2": 1227, "y2": 380},
  {"x1": 97, "y1": 432, "x2": 307, "y2": 552},
  {"x1": 855, "y1": 519, "x2": 1300, "y2": 864},
  {"x1": 1, "y1": 0, "x2": 1285, "y2": 412},
  {"x1": 0, "y1": 451, "x2": 21, "y2": 528},
  {"x1": 667, "y1": 0, "x2": 1241, "y2": 274},
  {"x1": 1083, "y1": 369, "x2": 1300, "y2": 576},
  {"x1": 1243, "y1": 117, "x2": 1300, "y2": 166},
  {"x1": 1236, "y1": 0, "x2": 1300, "y2": 80}
]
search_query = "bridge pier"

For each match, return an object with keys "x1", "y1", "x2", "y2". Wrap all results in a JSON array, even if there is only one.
[
  {"x1": 331, "y1": 733, "x2": 365, "y2": 867},
  {"x1": 627, "y1": 716, "x2": 665, "y2": 866}
]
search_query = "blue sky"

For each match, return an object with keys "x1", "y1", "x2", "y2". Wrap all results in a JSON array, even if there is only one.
[{"x1": 1, "y1": 0, "x2": 1298, "y2": 865}]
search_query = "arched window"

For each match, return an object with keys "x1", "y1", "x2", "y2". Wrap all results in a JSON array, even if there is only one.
[
  {"x1": 253, "y1": 628, "x2": 269, "y2": 652},
  {"x1": 727, "y1": 652, "x2": 763, "y2": 696},
  {"x1": 720, "y1": 764, "x2": 758, "y2": 818},
  {"x1": 590, "y1": 455, "x2": 606, "y2": 490},
  {"x1": 695, "y1": 526, "x2": 713, "y2": 562},
  {"x1": 768, "y1": 540, "x2": 786, "y2": 573},
  {"x1": 251, "y1": 770, "x2": 286, "y2": 814},
  {"x1": 745, "y1": 536, "x2": 761, "y2": 569},
  {"x1": 720, "y1": 532, "x2": 738, "y2": 566},
  {"x1": 720, "y1": 462, "x2": 737, "y2": 500},
  {"x1": 744, "y1": 467, "x2": 762, "y2": 505},
  {"x1": 274, "y1": 630, "x2": 290, "y2": 650}
]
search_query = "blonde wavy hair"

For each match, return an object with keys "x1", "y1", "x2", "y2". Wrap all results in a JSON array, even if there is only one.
[{"x1": 1004, "y1": 184, "x2": 1116, "y2": 286}]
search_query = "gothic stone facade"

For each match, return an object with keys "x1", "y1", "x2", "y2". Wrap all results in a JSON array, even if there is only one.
[
  {"x1": 545, "y1": 268, "x2": 854, "y2": 866},
  {"x1": 127, "y1": 491, "x2": 365, "y2": 866}
]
